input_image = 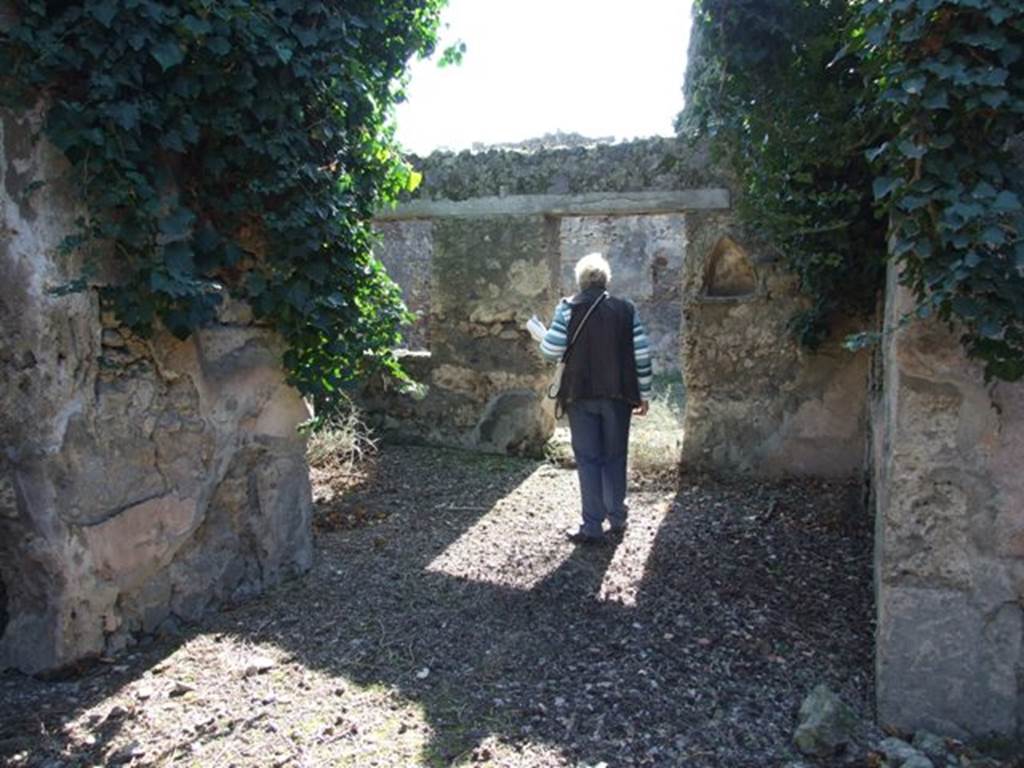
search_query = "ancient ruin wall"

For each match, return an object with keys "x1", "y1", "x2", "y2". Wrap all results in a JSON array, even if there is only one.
[
  {"x1": 679, "y1": 212, "x2": 871, "y2": 478},
  {"x1": 0, "y1": 108, "x2": 313, "y2": 673},
  {"x1": 366, "y1": 138, "x2": 726, "y2": 454},
  {"x1": 369, "y1": 137, "x2": 871, "y2": 476},
  {"x1": 364, "y1": 214, "x2": 562, "y2": 454},
  {"x1": 873, "y1": 269, "x2": 1024, "y2": 740},
  {"x1": 402, "y1": 137, "x2": 724, "y2": 201},
  {"x1": 380, "y1": 136, "x2": 721, "y2": 374}
]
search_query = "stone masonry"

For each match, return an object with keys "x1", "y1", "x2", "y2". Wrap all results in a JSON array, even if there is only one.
[
  {"x1": 368, "y1": 185, "x2": 729, "y2": 455},
  {"x1": 0, "y1": 108, "x2": 313, "y2": 673},
  {"x1": 369, "y1": 138, "x2": 870, "y2": 477},
  {"x1": 873, "y1": 269, "x2": 1024, "y2": 741},
  {"x1": 679, "y1": 213, "x2": 870, "y2": 478}
]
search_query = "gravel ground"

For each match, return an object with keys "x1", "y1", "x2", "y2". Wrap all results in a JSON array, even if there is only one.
[{"x1": 0, "y1": 445, "x2": 877, "y2": 767}]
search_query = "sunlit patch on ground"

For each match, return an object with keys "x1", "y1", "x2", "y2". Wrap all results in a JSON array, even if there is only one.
[
  {"x1": 8, "y1": 634, "x2": 435, "y2": 768},
  {"x1": 597, "y1": 492, "x2": 676, "y2": 606},
  {"x1": 427, "y1": 466, "x2": 577, "y2": 590}
]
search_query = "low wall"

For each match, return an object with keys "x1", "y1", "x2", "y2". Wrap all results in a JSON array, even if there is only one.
[
  {"x1": 0, "y1": 109, "x2": 313, "y2": 673},
  {"x1": 874, "y1": 269, "x2": 1024, "y2": 740}
]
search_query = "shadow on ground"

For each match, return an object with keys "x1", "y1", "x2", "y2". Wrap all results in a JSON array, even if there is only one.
[{"x1": 0, "y1": 445, "x2": 875, "y2": 767}]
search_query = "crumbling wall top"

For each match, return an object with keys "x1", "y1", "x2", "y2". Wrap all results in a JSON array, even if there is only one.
[{"x1": 402, "y1": 136, "x2": 731, "y2": 202}]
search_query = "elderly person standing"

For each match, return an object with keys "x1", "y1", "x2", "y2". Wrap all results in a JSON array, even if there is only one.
[{"x1": 540, "y1": 252, "x2": 652, "y2": 545}]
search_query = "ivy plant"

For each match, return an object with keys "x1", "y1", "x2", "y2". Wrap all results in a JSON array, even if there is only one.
[
  {"x1": 680, "y1": 0, "x2": 888, "y2": 349},
  {"x1": 684, "y1": 0, "x2": 1024, "y2": 381},
  {"x1": 856, "y1": 0, "x2": 1024, "y2": 381},
  {"x1": 0, "y1": 0, "x2": 448, "y2": 401}
]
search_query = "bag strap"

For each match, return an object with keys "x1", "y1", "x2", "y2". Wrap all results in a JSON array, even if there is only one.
[{"x1": 561, "y1": 291, "x2": 607, "y2": 362}]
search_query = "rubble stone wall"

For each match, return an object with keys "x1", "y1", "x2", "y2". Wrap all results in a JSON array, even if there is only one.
[
  {"x1": 873, "y1": 269, "x2": 1024, "y2": 741},
  {"x1": 401, "y1": 137, "x2": 725, "y2": 201},
  {"x1": 363, "y1": 215, "x2": 560, "y2": 454},
  {"x1": 376, "y1": 212, "x2": 686, "y2": 374},
  {"x1": 0, "y1": 108, "x2": 313, "y2": 673},
  {"x1": 366, "y1": 138, "x2": 733, "y2": 454},
  {"x1": 680, "y1": 212, "x2": 871, "y2": 478},
  {"x1": 369, "y1": 138, "x2": 870, "y2": 473}
]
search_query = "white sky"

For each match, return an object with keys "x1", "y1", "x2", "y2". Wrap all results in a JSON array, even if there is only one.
[{"x1": 394, "y1": 0, "x2": 693, "y2": 154}]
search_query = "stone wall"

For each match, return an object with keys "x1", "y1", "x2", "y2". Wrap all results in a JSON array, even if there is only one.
[
  {"x1": 364, "y1": 138, "x2": 735, "y2": 454},
  {"x1": 369, "y1": 137, "x2": 871, "y2": 475},
  {"x1": 378, "y1": 138, "x2": 731, "y2": 374},
  {"x1": 0, "y1": 108, "x2": 313, "y2": 673},
  {"x1": 363, "y1": 215, "x2": 560, "y2": 454},
  {"x1": 873, "y1": 268, "x2": 1024, "y2": 741},
  {"x1": 402, "y1": 137, "x2": 726, "y2": 201},
  {"x1": 679, "y1": 213, "x2": 871, "y2": 478},
  {"x1": 376, "y1": 212, "x2": 686, "y2": 373}
]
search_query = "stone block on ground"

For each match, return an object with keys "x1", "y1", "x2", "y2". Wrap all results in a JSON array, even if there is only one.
[
  {"x1": 793, "y1": 684, "x2": 860, "y2": 757},
  {"x1": 901, "y1": 755, "x2": 936, "y2": 768},
  {"x1": 877, "y1": 736, "x2": 926, "y2": 766},
  {"x1": 911, "y1": 731, "x2": 950, "y2": 765}
]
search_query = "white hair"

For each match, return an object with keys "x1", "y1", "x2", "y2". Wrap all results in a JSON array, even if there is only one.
[{"x1": 574, "y1": 252, "x2": 611, "y2": 291}]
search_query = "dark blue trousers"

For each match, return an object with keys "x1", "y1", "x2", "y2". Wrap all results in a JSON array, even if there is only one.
[{"x1": 566, "y1": 398, "x2": 632, "y2": 536}]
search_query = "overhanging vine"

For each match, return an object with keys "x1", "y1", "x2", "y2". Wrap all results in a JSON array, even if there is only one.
[
  {"x1": 1, "y1": 0, "x2": 448, "y2": 401},
  {"x1": 684, "y1": 0, "x2": 1023, "y2": 381}
]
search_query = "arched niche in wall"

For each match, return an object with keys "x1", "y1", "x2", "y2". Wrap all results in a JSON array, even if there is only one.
[{"x1": 704, "y1": 236, "x2": 756, "y2": 298}]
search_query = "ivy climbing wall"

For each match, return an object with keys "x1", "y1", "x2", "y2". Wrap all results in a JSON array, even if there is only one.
[{"x1": 680, "y1": 0, "x2": 1024, "y2": 741}]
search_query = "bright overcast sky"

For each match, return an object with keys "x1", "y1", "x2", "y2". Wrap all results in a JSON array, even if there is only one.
[{"x1": 394, "y1": 0, "x2": 693, "y2": 155}]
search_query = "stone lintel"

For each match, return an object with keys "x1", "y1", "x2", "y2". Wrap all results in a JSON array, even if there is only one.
[{"x1": 376, "y1": 189, "x2": 730, "y2": 220}]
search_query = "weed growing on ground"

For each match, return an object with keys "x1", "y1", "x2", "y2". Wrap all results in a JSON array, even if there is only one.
[
  {"x1": 306, "y1": 398, "x2": 377, "y2": 474},
  {"x1": 629, "y1": 381, "x2": 684, "y2": 479},
  {"x1": 544, "y1": 372, "x2": 686, "y2": 480}
]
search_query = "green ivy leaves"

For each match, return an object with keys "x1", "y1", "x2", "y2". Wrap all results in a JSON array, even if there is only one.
[
  {"x1": 685, "y1": 0, "x2": 1024, "y2": 381},
  {"x1": 858, "y1": 0, "x2": 1024, "y2": 381},
  {"x1": 1, "y1": 0, "x2": 447, "y2": 401},
  {"x1": 681, "y1": 0, "x2": 887, "y2": 349}
]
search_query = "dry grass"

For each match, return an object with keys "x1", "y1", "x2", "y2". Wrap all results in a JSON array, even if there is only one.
[
  {"x1": 307, "y1": 399, "x2": 383, "y2": 531},
  {"x1": 306, "y1": 399, "x2": 378, "y2": 474},
  {"x1": 544, "y1": 374, "x2": 685, "y2": 480},
  {"x1": 628, "y1": 374, "x2": 685, "y2": 478}
]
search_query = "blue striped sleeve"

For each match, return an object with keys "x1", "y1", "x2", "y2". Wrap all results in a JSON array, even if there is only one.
[
  {"x1": 633, "y1": 310, "x2": 653, "y2": 397},
  {"x1": 540, "y1": 301, "x2": 570, "y2": 361}
]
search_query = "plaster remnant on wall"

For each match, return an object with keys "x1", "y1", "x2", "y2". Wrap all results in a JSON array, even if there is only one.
[
  {"x1": 1, "y1": 107, "x2": 313, "y2": 674},
  {"x1": 680, "y1": 211, "x2": 869, "y2": 478},
  {"x1": 873, "y1": 270, "x2": 1024, "y2": 741},
  {"x1": 362, "y1": 214, "x2": 560, "y2": 454}
]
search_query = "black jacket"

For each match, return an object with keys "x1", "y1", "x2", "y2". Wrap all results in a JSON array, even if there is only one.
[{"x1": 558, "y1": 288, "x2": 641, "y2": 406}]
